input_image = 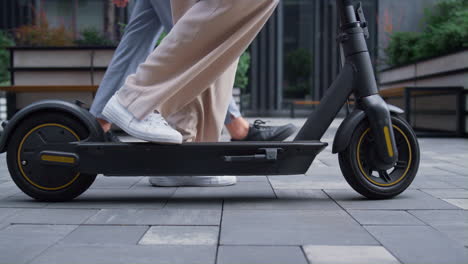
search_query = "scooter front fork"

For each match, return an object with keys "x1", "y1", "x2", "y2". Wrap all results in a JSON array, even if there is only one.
[{"x1": 360, "y1": 94, "x2": 398, "y2": 169}]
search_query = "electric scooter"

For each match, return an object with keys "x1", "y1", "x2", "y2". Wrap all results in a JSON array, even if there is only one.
[{"x1": 0, "y1": 0, "x2": 420, "y2": 202}]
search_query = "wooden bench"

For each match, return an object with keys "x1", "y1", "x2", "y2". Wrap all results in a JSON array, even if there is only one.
[{"x1": 289, "y1": 100, "x2": 355, "y2": 118}]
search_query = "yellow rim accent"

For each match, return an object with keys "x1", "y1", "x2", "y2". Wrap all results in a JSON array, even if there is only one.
[
  {"x1": 383, "y1": 126, "x2": 394, "y2": 157},
  {"x1": 41, "y1": 155, "x2": 76, "y2": 164},
  {"x1": 17, "y1": 123, "x2": 81, "y2": 191},
  {"x1": 357, "y1": 125, "x2": 412, "y2": 187}
]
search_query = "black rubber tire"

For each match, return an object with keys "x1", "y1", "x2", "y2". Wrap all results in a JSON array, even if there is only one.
[
  {"x1": 338, "y1": 116, "x2": 420, "y2": 199},
  {"x1": 6, "y1": 112, "x2": 96, "y2": 202}
]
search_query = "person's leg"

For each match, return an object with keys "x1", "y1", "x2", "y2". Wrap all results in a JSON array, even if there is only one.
[
  {"x1": 223, "y1": 99, "x2": 249, "y2": 140},
  {"x1": 108, "y1": 0, "x2": 280, "y2": 143},
  {"x1": 148, "y1": 0, "x2": 274, "y2": 187},
  {"x1": 90, "y1": 0, "x2": 168, "y2": 132},
  {"x1": 150, "y1": 0, "x2": 173, "y2": 31}
]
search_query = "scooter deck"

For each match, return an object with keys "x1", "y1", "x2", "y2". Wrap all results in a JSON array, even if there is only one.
[{"x1": 38, "y1": 141, "x2": 328, "y2": 176}]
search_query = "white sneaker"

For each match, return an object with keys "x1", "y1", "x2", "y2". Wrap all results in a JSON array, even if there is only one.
[
  {"x1": 149, "y1": 176, "x2": 237, "y2": 187},
  {"x1": 102, "y1": 95, "x2": 183, "y2": 144}
]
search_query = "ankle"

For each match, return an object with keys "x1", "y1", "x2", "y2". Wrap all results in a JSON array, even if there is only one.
[
  {"x1": 226, "y1": 116, "x2": 250, "y2": 140},
  {"x1": 97, "y1": 118, "x2": 112, "y2": 133}
]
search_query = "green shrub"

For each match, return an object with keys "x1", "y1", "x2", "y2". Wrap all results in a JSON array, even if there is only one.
[
  {"x1": 385, "y1": 32, "x2": 421, "y2": 66},
  {"x1": 234, "y1": 52, "x2": 251, "y2": 90},
  {"x1": 75, "y1": 28, "x2": 114, "y2": 46},
  {"x1": 284, "y1": 48, "x2": 312, "y2": 98},
  {"x1": 0, "y1": 31, "x2": 14, "y2": 84},
  {"x1": 386, "y1": 0, "x2": 468, "y2": 66}
]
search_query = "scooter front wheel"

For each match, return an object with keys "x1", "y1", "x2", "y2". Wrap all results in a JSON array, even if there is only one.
[
  {"x1": 338, "y1": 116, "x2": 420, "y2": 199},
  {"x1": 6, "y1": 112, "x2": 97, "y2": 202}
]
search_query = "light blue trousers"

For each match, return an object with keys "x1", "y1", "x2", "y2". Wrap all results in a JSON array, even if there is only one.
[{"x1": 90, "y1": 0, "x2": 241, "y2": 125}]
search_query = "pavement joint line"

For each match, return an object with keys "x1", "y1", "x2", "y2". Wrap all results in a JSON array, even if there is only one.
[
  {"x1": 317, "y1": 159, "x2": 332, "y2": 167},
  {"x1": 406, "y1": 209, "x2": 468, "y2": 237},
  {"x1": 8, "y1": 223, "x2": 222, "y2": 227},
  {"x1": 266, "y1": 176, "x2": 279, "y2": 199},
  {"x1": 357, "y1": 227, "x2": 405, "y2": 264},
  {"x1": 434, "y1": 166, "x2": 468, "y2": 177},
  {"x1": 135, "y1": 225, "x2": 152, "y2": 246},
  {"x1": 128, "y1": 177, "x2": 146, "y2": 189},
  {"x1": 214, "y1": 199, "x2": 224, "y2": 264},
  {"x1": 319, "y1": 189, "x2": 407, "y2": 263},
  {"x1": 300, "y1": 245, "x2": 312, "y2": 264},
  {"x1": 219, "y1": 243, "x2": 387, "y2": 247},
  {"x1": 23, "y1": 224, "x2": 80, "y2": 264},
  {"x1": 218, "y1": 244, "x2": 307, "y2": 247}
]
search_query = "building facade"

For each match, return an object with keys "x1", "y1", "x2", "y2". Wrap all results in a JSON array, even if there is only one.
[{"x1": 1, "y1": 0, "x2": 440, "y2": 117}]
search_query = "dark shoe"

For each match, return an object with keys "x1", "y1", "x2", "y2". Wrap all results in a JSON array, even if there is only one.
[
  {"x1": 232, "y1": 120, "x2": 296, "y2": 142},
  {"x1": 104, "y1": 131, "x2": 121, "y2": 142}
]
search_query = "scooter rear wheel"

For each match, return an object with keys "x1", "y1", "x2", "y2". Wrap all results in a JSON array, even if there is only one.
[
  {"x1": 6, "y1": 112, "x2": 97, "y2": 202},
  {"x1": 338, "y1": 116, "x2": 420, "y2": 199}
]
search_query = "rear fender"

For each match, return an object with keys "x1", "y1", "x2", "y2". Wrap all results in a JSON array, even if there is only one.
[{"x1": 0, "y1": 100, "x2": 104, "y2": 153}]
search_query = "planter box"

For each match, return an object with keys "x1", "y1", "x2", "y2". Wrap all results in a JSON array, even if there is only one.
[
  {"x1": 379, "y1": 50, "x2": 468, "y2": 90},
  {"x1": 379, "y1": 50, "x2": 468, "y2": 137},
  {"x1": 6, "y1": 46, "x2": 116, "y2": 117}
]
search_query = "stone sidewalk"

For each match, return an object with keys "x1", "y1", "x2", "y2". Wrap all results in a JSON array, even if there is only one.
[{"x1": 0, "y1": 118, "x2": 467, "y2": 264}]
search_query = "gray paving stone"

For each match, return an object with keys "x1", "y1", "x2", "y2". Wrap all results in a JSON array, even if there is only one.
[
  {"x1": 224, "y1": 189, "x2": 341, "y2": 210},
  {"x1": 90, "y1": 176, "x2": 143, "y2": 189},
  {"x1": 366, "y1": 226, "x2": 468, "y2": 264},
  {"x1": 325, "y1": 189, "x2": 459, "y2": 210},
  {"x1": 0, "y1": 208, "x2": 21, "y2": 222},
  {"x1": 269, "y1": 175, "x2": 353, "y2": 190},
  {"x1": 30, "y1": 245, "x2": 216, "y2": 264},
  {"x1": 421, "y1": 188, "x2": 468, "y2": 199},
  {"x1": 236, "y1": 176, "x2": 268, "y2": 182},
  {"x1": 348, "y1": 210, "x2": 424, "y2": 226},
  {"x1": 436, "y1": 164, "x2": 468, "y2": 176},
  {"x1": 0, "y1": 193, "x2": 49, "y2": 208},
  {"x1": 409, "y1": 210, "x2": 468, "y2": 226},
  {"x1": 139, "y1": 226, "x2": 218, "y2": 245},
  {"x1": 59, "y1": 225, "x2": 149, "y2": 245},
  {"x1": 7, "y1": 208, "x2": 98, "y2": 225},
  {"x1": 303, "y1": 245, "x2": 400, "y2": 264},
  {"x1": 172, "y1": 181, "x2": 275, "y2": 199},
  {"x1": 0, "y1": 181, "x2": 21, "y2": 198},
  {"x1": 443, "y1": 199, "x2": 468, "y2": 209},
  {"x1": 0, "y1": 224, "x2": 77, "y2": 264},
  {"x1": 86, "y1": 209, "x2": 221, "y2": 225},
  {"x1": 217, "y1": 246, "x2": 308, "y2": 264},
  {"x1": 411, "y1": 179, "x2": 459, "y2": 189},
  {"x1": 45, "y1": 188, "x2": 174, "y2": 209},
  {"x1": 0, "y1": 221, "x2": 11, "y2": 230},
  {"x1": 409, "y1": 210, "x2": 468, "y2": 246},
  {"x1": 221, "y1": 210, "x2": 378, "y2": 246},
  {"x1": 164, "y1": 198, "x2": 222, "y2": 210}
]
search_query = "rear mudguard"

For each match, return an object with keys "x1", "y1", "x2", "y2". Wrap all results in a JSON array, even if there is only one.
[
  {"x1": 332, "y1": 104, "x2": 404, "y2": 154},
  {"x1": 0, "y1": 100, "x2": 104, "y2": 153}
]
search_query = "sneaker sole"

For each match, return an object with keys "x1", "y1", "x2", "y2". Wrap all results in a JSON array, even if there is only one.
[{"x1": 149, "y1": 176, "x2": 237, "y2": 187}]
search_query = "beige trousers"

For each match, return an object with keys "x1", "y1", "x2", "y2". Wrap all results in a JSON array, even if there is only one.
[{"x1": 118, "y1": 0, "x2": 279, "y2": 142}]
